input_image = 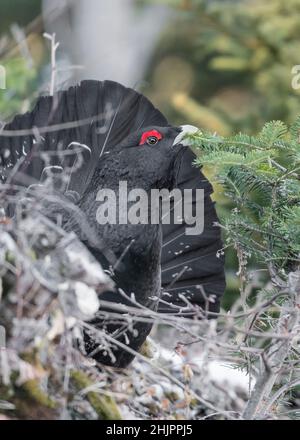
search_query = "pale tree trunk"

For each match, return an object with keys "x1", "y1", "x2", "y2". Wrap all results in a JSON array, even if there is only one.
[{"x1": 42, "y1": 0, "x2": 173, "y2": 88}]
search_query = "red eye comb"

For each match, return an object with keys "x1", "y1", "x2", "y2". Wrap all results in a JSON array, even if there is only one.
[{"x1": 139, "y1": 129, "x2": 163, "y2": 145}]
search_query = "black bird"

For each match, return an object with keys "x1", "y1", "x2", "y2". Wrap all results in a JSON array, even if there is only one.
[{"x1": 0, "y1": 80, "x2": 225, "y2": 367}]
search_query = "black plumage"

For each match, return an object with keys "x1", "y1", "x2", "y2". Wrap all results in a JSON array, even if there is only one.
[{"x1": 0, "y1": 80, "x2": 225, "y2": 367}]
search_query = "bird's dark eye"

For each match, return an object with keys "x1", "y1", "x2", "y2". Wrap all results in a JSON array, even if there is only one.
[{"x1": 146, "y1": 136, "x2": 158, "y2": 145}]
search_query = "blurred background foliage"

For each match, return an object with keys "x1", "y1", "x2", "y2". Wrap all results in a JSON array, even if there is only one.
[
  {"x1": 0, "y1": 0, "x2": 40, "y2": 31},
  {"x1": 146, "y1": 0, "x2": 300, "y2": 134},
  {"x1": 0, "y1": 0, "x2": 299, "y2": 309},
  {"x1": 0, "y1": 0, "x2": 43, "y2": 119}
]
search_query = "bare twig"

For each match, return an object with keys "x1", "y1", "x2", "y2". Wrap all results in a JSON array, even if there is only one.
[{"x1": 242, "y1": 270, "x2": 300, "y2": 419}]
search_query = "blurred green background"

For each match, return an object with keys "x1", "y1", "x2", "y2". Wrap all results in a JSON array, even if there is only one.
[{"x1": 1, "y1": 0, "x2": 300, "y2": 309}]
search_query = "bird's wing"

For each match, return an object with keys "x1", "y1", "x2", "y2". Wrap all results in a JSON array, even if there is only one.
[
  {"x1": 161, "y1": 148, "x2": 226, "y2": 316},
  {"x1": 0, "y1": 80, "x2": 167, "y2": 192}
]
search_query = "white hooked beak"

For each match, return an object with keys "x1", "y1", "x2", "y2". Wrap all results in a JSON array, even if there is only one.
[{"x1": 172, "y1": 125, "x2": 200, "y2": 146}]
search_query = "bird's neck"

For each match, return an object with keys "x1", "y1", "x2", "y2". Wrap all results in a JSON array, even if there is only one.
[{"x1": 79, "y1": 175, "x2": 163, "y2": 295}]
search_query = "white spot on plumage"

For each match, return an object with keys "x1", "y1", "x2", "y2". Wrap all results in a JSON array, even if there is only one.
[
  {"x1": 68, "y1": 141, "x2": 91, "y2": 154},
  {"x1": 3, "y1": 149, "x2": 10, "y2": 159},
  {"x1": 22, "y1": 144, "x2": 28, "y2": 156}
]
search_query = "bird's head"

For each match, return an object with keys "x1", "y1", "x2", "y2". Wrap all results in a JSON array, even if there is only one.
[{"x1": 92, "y1": 124, "x2": 200, "y2": 191}]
